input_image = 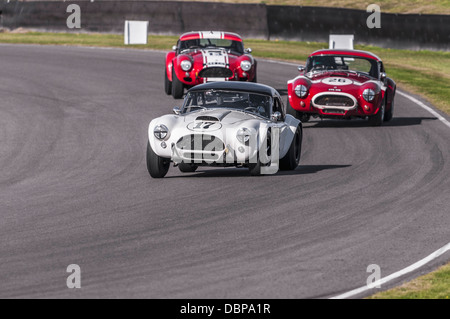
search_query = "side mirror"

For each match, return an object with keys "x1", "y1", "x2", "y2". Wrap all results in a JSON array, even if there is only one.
[
  {"x1": 298, "y1": 65, "x2": 306, "y2": 73},
  {"x1": 172, "y1": 45, "x2": 177, "y2": 51},
  {"x1": 245, "y1": 48, "x2": 252, "y2": 54},
  {"x1": 271, "y1": 111, "x2": 282, "y2": 122},
  {"x1": 173, "y1": 106, "x2": 181, "y2": 115},
  {"x1": 380, "y1": 72, "x2": 386, "y2": 81}
]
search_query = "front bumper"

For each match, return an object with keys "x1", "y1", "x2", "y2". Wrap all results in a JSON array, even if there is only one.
[
  {"x1": 291, "y1": 93, "x2": 380, "y2": 117},
  {"x1": 179, "y1": 67, "x2": 253, "y2": 85},
  {"x1": 171, "y1": 141, "x2": 258, "y2": 165}
]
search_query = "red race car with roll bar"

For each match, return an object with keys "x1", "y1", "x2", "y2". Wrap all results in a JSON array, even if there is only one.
[
  {"x1": 164, "y1": 31, "x2": 257, "y2": 99},
  {"x1": 287, "y1": 49, "x2": 396, "y2": 126}
]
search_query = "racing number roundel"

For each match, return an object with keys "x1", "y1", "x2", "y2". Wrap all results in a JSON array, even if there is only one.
[
  {"x1": 187, "y1": 121, "x2": 222, "y2": 132},
  {"x1": 322, "y1": 77, "x2": 353, "y2": 86}
]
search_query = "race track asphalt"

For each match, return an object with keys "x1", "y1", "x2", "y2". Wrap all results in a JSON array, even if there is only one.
[{"x1": 0, "y1": 44, "x2": 449, "y2": 298}]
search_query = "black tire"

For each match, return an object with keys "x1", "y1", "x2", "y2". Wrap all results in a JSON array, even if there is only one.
[
  {"x1": 248, "y1": 130, "x2": 271, "y2": 176},
  {"x1": 248, "y1": 161, "x2": 262, "y2": 176},
  {"x1": 384, "y1": 94, "x2": 395, "y2": 122},
  {"x1": 178, "y1": 162, "x2": 198, "y2": 173},
  {"x1": 164, "y1": 68, "x2": 172, "y2": 95},
  {"x1": 286, "y1": 98, "x2": 298, "y2": 118},
  {"x1": 171, "y1": 68, "x2": 184, "y2": 99},
  {"x1": 251, "y1": 72, "x2": 257, "y2": 83},
  {"x1": 368, "y1": 98, "x2": 385, "y2": 126},
  {"x1": 280, "y1": 125, "x2": 302, "y2": 171},
  {"x1": 286, "y1": 97, "x2": 310, "y2": 122},
  {"x1": 299, "y1": 113, "x2": 310, "y2": 123},
  {"x1": 146, "y1": 142, "x2": 170, "y2": 178}
]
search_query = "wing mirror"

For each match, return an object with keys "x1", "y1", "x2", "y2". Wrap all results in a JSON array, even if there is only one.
[
  {"x1": 271, "y1": 111, "x2": 282, "y2": 122},
  {"x1": 380, "y1": 72, "x2": 387, "y2": 81},
  {"x1": 245, "y1": 48, "x2": 252, "y2": 54},
  {"x1": 172, "y1": 45, "x2": 177, "y2": 51},
  {"x1": 173, "y1": 106, "x2": 181, "y2": 115},
  {"x1": 298, "y1": 65, "x2": 306, "y2": 73}
]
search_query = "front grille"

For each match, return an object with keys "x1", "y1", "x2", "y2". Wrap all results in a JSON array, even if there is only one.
[
  {"x1": 314, "y1": 95, "x2": 354, "y2": 107},
  {"x1": 176, "y1": 134, "x2": 225, "y2": 151},
  {"x1": 323, "y1": 109, "x2": 346, "y2": 114},
  {"x1": 199, "y1": 67, "x2": 233, "y2": 78}
]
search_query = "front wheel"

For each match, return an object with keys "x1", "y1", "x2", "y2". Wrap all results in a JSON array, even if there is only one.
[
  {"x1": 286, "y1": 97, "x2": 310, "y2": 122},
  {"x1": 146, "y1": 142, "x2": 170, "y2": 178},
  {"x1": 251, "y1": 72, "x2": 257, "y2": 83},
  {"x1": 164, "y1": 68, "x2": 172, "y2": 95},
  {"x1": 368, "y1": 98, "x2": 385, "y2": 126},
  {"x1": 280, "y1": 125, "x2": 302, "y2": 170},
  {"x1": 248, "y1": 130, "x2": 271, "y2": 176},
  {"x1": 384, "y1": 95, "x2": 395, "y2": 122},
  {"x1": 171, "y1": 68, "x2": 184, "y2": 99},
  {"x1": 298, "y1": 113, "x2": 310, "y2": 123}
]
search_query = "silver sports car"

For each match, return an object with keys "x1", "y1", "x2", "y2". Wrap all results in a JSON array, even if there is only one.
[{"x1": 147, "y1": 82, "x2": 303, "y2": 177}]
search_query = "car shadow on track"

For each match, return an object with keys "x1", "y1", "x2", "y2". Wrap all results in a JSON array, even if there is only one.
[
  {"x1": 165, "y1": 164, "x2": 351, "y2": 178},
  {"x1": 304, "y1": 117, "x2": 438, "y2": 128}
]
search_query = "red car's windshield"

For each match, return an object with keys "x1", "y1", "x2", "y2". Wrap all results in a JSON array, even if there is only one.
[
  {"x1": 178, "y1": 39, "x2": 244, "y2": 54},
  {"x1": 306, "y1": 55, "x2": 379, "y2": 79}
]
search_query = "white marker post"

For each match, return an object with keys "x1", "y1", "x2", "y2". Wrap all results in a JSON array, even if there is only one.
[
  {"x1": 124, "y1": 21, "x2": 149, "y2": 45},
  {"x1": 329, "y1": 34, "x2": 354, "y2": 50}
]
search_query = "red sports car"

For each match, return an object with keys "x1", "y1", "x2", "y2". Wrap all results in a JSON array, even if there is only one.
[
  {"x1": 287, "y1": 49, "x2": 396, "y2": 126},
  {"x1": 165, "y1": 31, "x2": 257, "y2": 99}
]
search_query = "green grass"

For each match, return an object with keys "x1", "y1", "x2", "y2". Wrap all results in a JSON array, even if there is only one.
[
  {"x1": 368, "y1": 263, "x2": 450, "y2": 299},
  {"x1": 0, "y1": 31, "x2": 449, "y2": 115},
  {"x1": 0, "y1": 31, "x2": 179, "y2": 50}
]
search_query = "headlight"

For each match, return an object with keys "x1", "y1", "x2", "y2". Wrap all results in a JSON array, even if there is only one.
[
  {"x1": 180, "y1": 60, "x2": 192, "y2": 71},
  {"x1": 363, "y1": 88, "x2": 376, "y2": 102},
  {"x1": 154, "y1": 124, "x2": 169, "y2": 140},
  {"x1": 240, "y1": 60, "x2": 252, "y2": 72},
  {"x1": 294, "y1": 85, "x2": 308, "y2": 98},
  {"x1": 236, "y1": 128, "x2": 251, "y2": 144}
]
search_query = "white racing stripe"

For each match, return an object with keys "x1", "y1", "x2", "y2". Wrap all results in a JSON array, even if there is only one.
[
  {"x1": 199, "y1": 31, "x2": 224, "y2": 39},
  {"x1": 331, "y1": 242, "x2": 450, "y2": 299}
]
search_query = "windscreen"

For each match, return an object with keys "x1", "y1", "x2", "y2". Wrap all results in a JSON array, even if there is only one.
[
  {"x1": 306, "y1": 55, "x2": 379, "y2": 78},
  {"x1": 179, "y1": 39, "x2": 244, "y2": 54},
  {"x1": 182, "y1": 90, "x2": 272, "y2": 118}
]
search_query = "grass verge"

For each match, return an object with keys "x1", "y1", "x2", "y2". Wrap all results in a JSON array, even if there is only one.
[
  {"x1": 367, "y1": 263, "x2": 450, "y2": 299},
  {"x1": 1, "y1": 31, "x2": 448, "y2": 114}
]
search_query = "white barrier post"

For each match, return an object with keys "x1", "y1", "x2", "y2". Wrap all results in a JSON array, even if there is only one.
[
  {"x1": 329, "y1": 34, "x2": 354, "y2": 50},
  {"x1": 124, "y1": 20, "x2": 149, "y2": 45}
]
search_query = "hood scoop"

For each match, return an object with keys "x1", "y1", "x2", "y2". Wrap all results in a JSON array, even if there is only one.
[
  {"x1": 195, "y1": 110, "x2": 231, "y2": 122},
  {"x1": 196, "y1": 115, "x2": 220, "y2": 122}
]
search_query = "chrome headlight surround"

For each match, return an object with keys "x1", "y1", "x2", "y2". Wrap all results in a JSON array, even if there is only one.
[
  {"x1": 362, "y1": 88, "x2": 376, "y2": 102},
  {"x1": 240, "y1": 60, "x2": 252, "y2": 72},
  {"x1": 154, "y1": 124, "x2": 169, "y2": 141},
  {"x1": 294, "y1": 84, "x2": 308, "y2": 98},
  {"x1": 236, "y1": 128, "x2": 251, "y2": 144},
  {"x1": 180, "y1": 60, "x2": 192, "y2": 72}
]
